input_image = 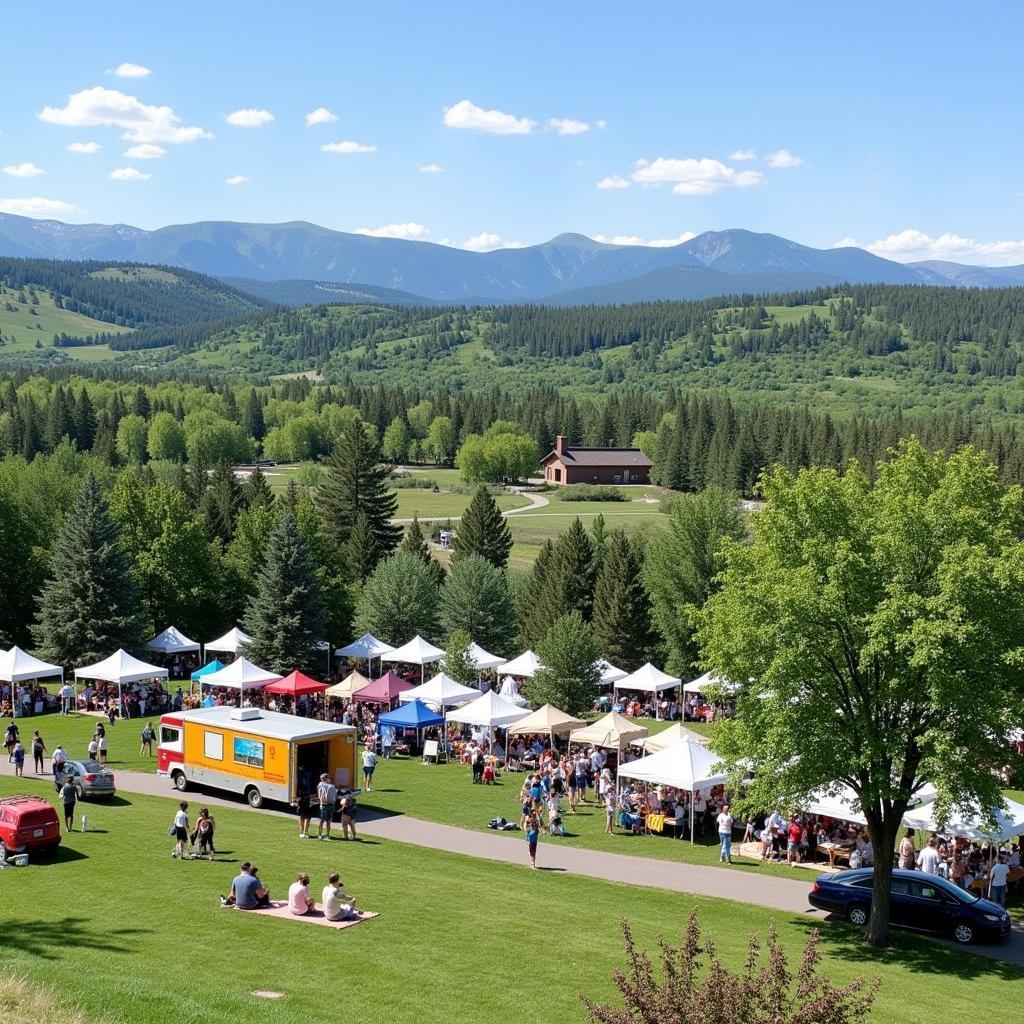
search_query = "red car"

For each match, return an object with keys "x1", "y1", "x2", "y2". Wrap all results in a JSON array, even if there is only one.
[{"x1": 0, "y1": 795, "x2": 61, "y2": 857}]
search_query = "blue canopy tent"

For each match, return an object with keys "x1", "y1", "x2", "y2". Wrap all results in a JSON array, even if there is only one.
[
  {"x1": 378, "y1": 699, "x2": 445, "y2": 758},
  {"x1": 190, "y1": 660, "x2": 226, "y2": 696}
]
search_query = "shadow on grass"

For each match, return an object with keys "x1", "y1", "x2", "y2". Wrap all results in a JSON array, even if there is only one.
[
  {"x1": 789, "y1": 913, "x2": 1024, "y2": 980},
  {"x1": 0, "y1": 917, "x2": 151, "y2": 959},
  {"x1": 97, "y1": 795, "x2": 133, "y2": 807}
]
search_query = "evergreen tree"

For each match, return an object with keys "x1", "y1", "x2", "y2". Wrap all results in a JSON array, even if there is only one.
[
  {"x1": 33, "y1": 473, "x2": 140, "y2": 664},
  {"x1": 319, "y1": 417, "x2": 400, "y2": 566},
  {"x1": 243, "y1": 465, "x2": 275, "y2": 510},
  {"x1": 73, "y1": 388, "x2": 96, "y2": 452},
  {"x1": 200, "y1": 460, "x2": 242, "y2": 544},
  {"x1": 243, "y1": 507, "x2": 325, "y2": 675},
  {"x1": 240, "y1": 388, "x2": 265, "y2": 441},
  {"x1": 294, "y1": 493, "x2": 354, "y2": 649},
  {"x1": 44, "y1": 386, "x2": 75, "y2": 452},
  {"x1": 592, "y1": 532, "x2": 656, "y2": 670},
  {"x1": 521, "y1": 539, "x2": 557, "y2": 647},
  {"x1": 440, "y1": 553, "x2": 518, "y2": 657},
  {"x1": 451, "y1": 485, "x2": 512, "y2": 568},
  {"x1": 529, "y1": 611, "x2": 600, "y2": 717},
  {"x1": 341, "y1": 511, "x2": 380, "y2": 583},
  {"x1": 0, "y1": 489, "x2": 38, "y2": 647},
  {"x1": 400, "y1": 515, "x2": 445, "y2": 587},
  {"x1": 354, "y1": 550, "x2": 440, "y2": 645}
]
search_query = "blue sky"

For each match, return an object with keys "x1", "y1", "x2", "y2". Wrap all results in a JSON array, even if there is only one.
[{"x1": 1, "y1": 1, "x2": 1022, "y2": 263}]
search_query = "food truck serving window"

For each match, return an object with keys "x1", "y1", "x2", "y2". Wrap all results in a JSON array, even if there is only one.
[
  {"x1": 233, "y1": 736, "x2": 265, "y2": 769},
  {"x1": 204, "y1": 731, "x2": 224, "y2": 761}
]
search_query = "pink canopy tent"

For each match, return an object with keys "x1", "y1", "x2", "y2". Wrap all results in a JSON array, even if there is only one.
[{"x1": 352, "y1": 671, "x2": 413, "y2": 708}]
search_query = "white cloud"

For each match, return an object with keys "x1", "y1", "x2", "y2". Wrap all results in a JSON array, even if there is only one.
[
  {"x1": 39, "y1": 86, "x2": 211, "y2": 144},
  {"x1": 321, "y1": 140, "x2": 377, "y2": 153},
  {"x1": 0, "y1": 196, "x2": 79, "y2": 218},
  {"x1": 832, "y1": 236, "x2": 859, "y2": 249},
  {"x1": 596, "y1": 174, "x2": 630, "y2": 190},
  {"x1": 765, "y1": 148, "x2": 804, "y2": 168},
  {"x1": 594, "y1": 231, "x2": 697, "y2": 247},
  {"x1": 461, "y1": 232, "x2": 528, "y2": 252},
  {"x1": 225, "y1": 175, "x2": 249, "y2": 186},
  {"x1": 304, "y1": 106, "x2": 338, "y2": 126},
  {"x1": 844, "y1": 228, "x2": 1024, "y2": 266},
  {"x1": 110, "y1": 166, "x2": 150, "y2": 181},
  {"x1": 67, "y1": 141, "x2": 101, "y2": 154},
  {"x1": 123, "y1": 143, "x2": 165, "y2": 159},
  {"x1": 356, "y1": 222, "x2": 430, "y2": 240},
  {"x1": 3, "y1": 162, "x2": 45, "y2": 178},
  {"x1": 442, "y1": 99, "x2": 534, "y2": 135},
  {"x1": 729, "y1": 148, "x2": 757, "y2": 161},
  {"x1": 595, "y1": 119, "x2": 607, "y2": 129},
  {"x1": 418, "y1": 163, "x2": 444, "y2": 173},
  {"x1": 631, "y1": 157, "x2": 764, "y2": 195},
  {"x1": 547, "y1": 117, "x2": 591, "y2": 135},
  {"x1": 111, "y1": 62, "x2": 151, "y2": 79},
  {"x1": 226, "y1": 108, "x2": 274, "y2": 127}
]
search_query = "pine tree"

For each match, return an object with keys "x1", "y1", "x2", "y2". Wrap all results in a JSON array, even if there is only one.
[
  {"x1": 243, "y1": 507, "x2": 325, "y2": 675},
  {"x1": 341, "y1": 511, "x2": 380, "y2": 583},
  {"x1": 529, "y1": 611, "x2": 600, "y2": 717},
  {"x1": 240, "y1": 388, "x2": 265, "y2": 441},
  {"x1": 592, "y1": 532, "x2": 655, "y2": 670},
  {"x1": 73, "y1": 388, "x2": 96, "y2": 452},
  {"x1": 33, "y1": 473, "x2": 140, "y2": 664},
  {"x1": 319, "y1": 417, "x2": 400, "y2": 566},
  {"x1": 451, "y1": 485, "x2": 512, "y2": 568},
  {"x1": 200, "y1": 461, "x2": 241, "y2": 544},
  {"x1": 400, "y1": 516, "x2": 445, "y2": 587},
  {"x1": 243, "y1": 465, "x2": 275, "y2": 510},
  {"x1": 44, "y1": 386, "x2": 75, "y2": 452},
  {"x1": 440, "y1": 553, "x2": 518, "y2": 657}
]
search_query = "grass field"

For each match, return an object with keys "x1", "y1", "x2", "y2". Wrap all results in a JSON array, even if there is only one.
[
  {"x1": 0, "y1": 768, "x2": 1020, "y2": 1024},
  {"x1": 0, "y1": 283, "x2": 130, "y2": 357}
]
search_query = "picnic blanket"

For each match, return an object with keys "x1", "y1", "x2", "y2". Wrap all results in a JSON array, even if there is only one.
[{"x1": 243, "y1": 900, "x2": 380, "y2": 929}]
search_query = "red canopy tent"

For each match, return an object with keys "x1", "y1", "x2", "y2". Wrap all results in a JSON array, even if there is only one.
[
  {"x1": 352, "y1": 670, "x2": 413, "y2": 709},
  {"x1": 263, "y1": 670, "x2": 328, "y2": 715}
]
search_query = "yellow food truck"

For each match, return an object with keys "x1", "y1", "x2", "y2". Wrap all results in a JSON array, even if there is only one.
[{"x1": 157, "y1": 706, "x2": 358, "y2": 809}]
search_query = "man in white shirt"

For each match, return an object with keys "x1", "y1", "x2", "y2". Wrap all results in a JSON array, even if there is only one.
[
  {"x1": 59, "y1": 683, "x2": 75, "y2": 716},
  {"x1": 362, "y1": 747, "x2": 377, "y2": 792},
  {"x1": 988, "y1": 856, "x2": 1010, "y2": 906},
  {"x1": 316, "y1": 774, "x2": 337, "y2": 841},
  {"x1": 716, "y1": 804, "x2": 734, "y2": 863},
  {"x1": 51, "y1": 744, "x2": 68, "y2": 777},
  {"x1": 917, "y1": 838, "x2": 942, "y2": 875},
  {"x1": 322, "y1": 871, "x2": 356, "y2": 921}
]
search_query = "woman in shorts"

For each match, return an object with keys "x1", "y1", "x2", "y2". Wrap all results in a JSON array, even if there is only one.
[
  {"x1": 171, "y1": 801, "x2": 190, "y2": 859},
  {"x1": 525, "y1": 810, "x2": 540, "y2": 869}
]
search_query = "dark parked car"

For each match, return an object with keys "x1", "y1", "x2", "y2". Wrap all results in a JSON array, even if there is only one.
[
  {"x1": 53, "y1": 759, "x2": 116, "y2": 800},
  {"x1": 809, "y1": 868, "x2": 1010, "y2": 944}
]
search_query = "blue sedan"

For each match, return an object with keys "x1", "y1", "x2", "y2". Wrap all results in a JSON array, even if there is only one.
[{"x1": 808, "y1": 868, "x2": 1011, "y2": 944}]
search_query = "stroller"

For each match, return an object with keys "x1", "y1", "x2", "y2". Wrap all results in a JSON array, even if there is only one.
[{"x1": 548, "y1": 814, "x2": 565, "y2": 837}]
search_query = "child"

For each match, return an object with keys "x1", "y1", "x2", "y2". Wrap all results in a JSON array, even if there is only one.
[
  {"x1": 526, "y1": 811, "x2": 540, "y2": 869},
  {"x1": 13, "y1": 740, "x2": 25, "y2": 777},
  {"x1": 482, "y1": 761, "x2": 495, "y2": 785}
]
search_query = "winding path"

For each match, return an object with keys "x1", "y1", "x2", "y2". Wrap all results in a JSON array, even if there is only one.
[{"x1": 106, "y1": 769, "x2": 1024, "y2": 969}]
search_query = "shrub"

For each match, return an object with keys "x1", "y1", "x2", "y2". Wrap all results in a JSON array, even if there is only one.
[
  {"x1": 582, "y1": 913, "x2": 879, "y2": 1024},
  {"x1": 559, "y1": 484, "x2": 627, "y2": 502}
]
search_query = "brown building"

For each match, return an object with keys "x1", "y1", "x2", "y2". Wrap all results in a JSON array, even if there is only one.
[{"x1": 540, "y1": 435, "x2": 652, "y2": 486}]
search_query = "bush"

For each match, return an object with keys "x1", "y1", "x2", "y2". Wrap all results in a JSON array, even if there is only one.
[
  {"x1": 583, "y1": 913, "x2": 879, "y2": 1024},
  {"x1": 391, "y1": 475, "x2": 439, "y2": 490},
  {"x1": 559, "y1": 484, "x2": 627, "y2": 502}
]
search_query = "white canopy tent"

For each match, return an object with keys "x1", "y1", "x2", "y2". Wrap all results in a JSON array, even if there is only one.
[
  {"x1": 199, "y1": 657, "x2": 280, "y2": 706},
  {"x1": 498, "y1": 676, "x2": 530, "y2": 708},
  {"x1": 399, "y1": 672, "x2": 478, "y2": 710},
  {"x1": 467, "y1": 642, "x2": 506, "y2": 672},
  {"x1": 596, "y1": 659, "x2": 628, "y2": 686},
  {"x1": 903, "y1": 798, "x2": 1024, "y2": 845},
  {"x1": 570, "y1": 711, "x2": 648, "y2": 752},
  {"x1": 205, "y1": 627, "x2": 252, "y2": 657},
  {"x1": 0, "y1": 647, "x2": 64, "y2": 717},
  {"x1": 614, "y1": 663, "x2": 681, "y2": 707},
  {"x1": 382, "y1": 635, "x2": 444, "y2": 684},
  {"x1": 633, "y1": 722, "x2": 710, "y2": 753},
  {"x1": 446, "y1": 689, "x2": 531, "y2": 729},
  {"x1": 618, "y1": 738, "x2": 728, "y2": 843},
  {"x1": 75, "y1": 649, "x2": 168, "y2": 716},
  {"x1": 683, "y1": 671, "x2": 740, "y2": 695},
  {"x1": 336, "y1": 633, "x2": 396, "y2": 676},
  {"x1": 499, "y1": 650, "x2": 542, "y2": 678},
  {"x1": 146, "y1": 626, "x2": 201, "y2": 655},
  {"x1": 800, "y1": 782, "x2": 939, "y2": 827}
]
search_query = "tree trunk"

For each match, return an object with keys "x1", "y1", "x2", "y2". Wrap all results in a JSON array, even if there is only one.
[{"x1": 863, "y1": 810, "x2": 902, "y2": 948}]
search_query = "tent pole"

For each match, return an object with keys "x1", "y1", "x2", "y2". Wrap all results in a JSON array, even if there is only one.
[{"x1": 690, "y1": 786, "x2": 695, "y2": 845}]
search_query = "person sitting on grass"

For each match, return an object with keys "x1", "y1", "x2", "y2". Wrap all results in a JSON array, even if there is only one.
[
  {"x1": 221, "y1": 862, "x2": 269, "y2": 909},
  {"x1": 288, "y1": 872, "x2": 316, "y2": 915},
  {"x1": 322, "y1": 871, "x2": 356, "y2": 921}
]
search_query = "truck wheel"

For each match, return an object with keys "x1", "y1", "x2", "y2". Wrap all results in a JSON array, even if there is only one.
[
  {"x1": 245, "y1": 786, "x2": 263, "y2": 809},
  {"x1": 171, "y1": 771, "x2": 188, "y2": 792}
]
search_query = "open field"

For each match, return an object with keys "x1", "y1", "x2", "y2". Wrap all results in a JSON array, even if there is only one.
[
  {"x1": 0, "y1": 769, "x2": 1020, "y2": 1024},
  {"x1": 0, "y1": 284, "x2": 130, "y2": 357}
]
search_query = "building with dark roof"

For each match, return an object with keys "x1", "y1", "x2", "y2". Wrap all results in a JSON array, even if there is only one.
[{"x1": 540, "y1": 435, "x2": 652, "y2": 486}]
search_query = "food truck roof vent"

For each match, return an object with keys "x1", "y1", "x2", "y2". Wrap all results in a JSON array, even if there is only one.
[{"x1": 230, "y1": 707, "x2": 262, "y2": 721}]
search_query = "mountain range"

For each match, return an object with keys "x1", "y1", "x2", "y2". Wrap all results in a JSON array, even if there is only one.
[{"x1": 1, "y1": 213, "x2": 1021, "y2": 305}]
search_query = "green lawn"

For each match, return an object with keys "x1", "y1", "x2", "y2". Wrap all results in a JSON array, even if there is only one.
[
  {"x1": 0, "y1": 771, "x2": 1019, "y2": 1024},
  {"x1": 394, "y1": 488, "x2": 528, "y2": 520}
]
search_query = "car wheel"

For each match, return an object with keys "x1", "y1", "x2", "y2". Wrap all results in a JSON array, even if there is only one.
[
  {"x1": 245, "y1": 787, "x2": 263, "y2": 809},
  {"x1": 847, "y1": 904, "x2": 869, "y2": 927},
  {"x1": 952, "y1": 921, "x2": 976, "y2": 944},
  {"x1": 171, "y1": 771, "x2": 188, "y2": 792}
]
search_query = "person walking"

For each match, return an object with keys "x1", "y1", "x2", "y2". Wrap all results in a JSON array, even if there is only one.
[
  {"x1": 98, "y1": 733, "x2": 108, "y2": 765},
  {"x1": 31, "y1": 730, "x2": 46, "y2": 774},
  {"x1": 51, "y1": 744, "x2": 68, "y2": 779},
  {"x1": 316, "y1": 773, "x2": 337, "y2": 841},
  {"x1": 171, "y1": 801, "x2": 190, "y2": 859},
  {"x1": 195, "y1": 809, "x2": 215, "y2": 860},
  {"x1": 717, "y1": 803, "x2": 734, "y2": 864},
  {"x1": 88, "y1": 736, "x2": 98, "y2": 761},
  {"x1": 293, "y1": 787, "x2": 312, "y2": 839},
  {"x1": 60, "y1": 775, "x2": 78, "y2": 832},
  {"x1": 4, "y1": 720, "x2": 18, "y2": 762},
  {"x1": 526, "y1": 810, "x2": 540, "y2": 869},
  {"x1": 12, "y1": 740, "x2": 25, "y2": 777},
  {"x1": 362, "y1": 746, "x2": 377, "y2": 792},
  {"x1": 140, "y1": 722, "x2": 155, "y2": 757},
  {"x1": 989, "y1": 855, "x2": 1010, "y2": 907}
]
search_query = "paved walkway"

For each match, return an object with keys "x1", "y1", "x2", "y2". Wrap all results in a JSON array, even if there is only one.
[{"x1": 110, "y1": 770, "x2": 1024, "y2": 968}]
